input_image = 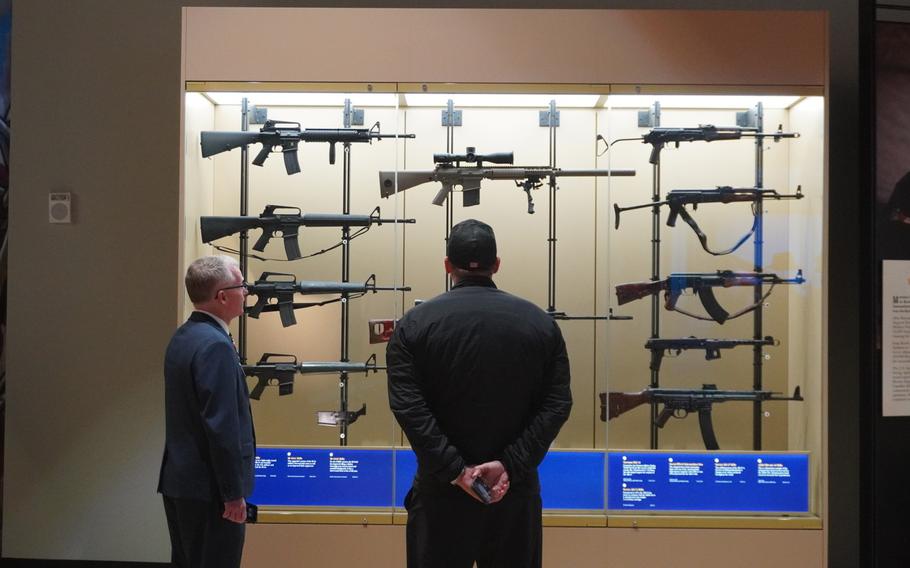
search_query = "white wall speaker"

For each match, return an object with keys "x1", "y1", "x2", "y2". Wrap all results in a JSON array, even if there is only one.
[{"x1": 49, "y1": 192, "x2": 72, "y2": 223}]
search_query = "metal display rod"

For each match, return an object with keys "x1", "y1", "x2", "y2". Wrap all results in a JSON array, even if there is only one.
[
  {"x1": 647, "y1": 102, "x2": 662, "y2": 449},
  {"x1": 238, "y1": 98, "x2": 250, "y2": 365}
]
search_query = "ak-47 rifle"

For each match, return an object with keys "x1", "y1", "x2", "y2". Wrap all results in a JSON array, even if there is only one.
[
  {"x1": 639, "y1": 124, "x2": 799, "y2": 164},
  {"x1": 201, "y1": 120, "x2": 415, "y2": 175},
  {"x1": 201, "y1": 205, "x2": 415, "y2": 260},
  {"x1": 246, "y1": 272, "x2": 410, "y2": 327},
  {"x1": 600, "y1": 384, "x2": 804, "y2": 450},
  {"x1": 645, "y1": 336, "x2": 778, "y2": 372},
  {"x1": 614, "y1": 270, "x2": 804, "y2": 324},
  {"x1": 613, "y1": 186, "x2": 804, "y2": 255},
  {"x1": 242, "y1": 353, "x2": 384, "y2": 400},
  {"x1": 379, "y1": 147, "x2": 635, "y2": 213}
]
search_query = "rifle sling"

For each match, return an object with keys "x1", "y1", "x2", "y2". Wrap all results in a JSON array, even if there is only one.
[
  {"x1": 669, "y1": 282, "x2": 777, "y2": 323},
  {"x1": 674, "y1": 203, "x2": 758, "y2": 256}
]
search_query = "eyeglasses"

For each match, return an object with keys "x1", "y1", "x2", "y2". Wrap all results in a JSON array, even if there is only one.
[{"x1": 216, "y1": 281, "x2": 248, "y2": 297}]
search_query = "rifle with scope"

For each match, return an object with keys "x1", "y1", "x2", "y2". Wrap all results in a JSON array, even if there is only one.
[
  {"x1": 613, "y1": 186, "x2": 804, "y2": 255},
  {"x1": 600, "y1": 384, "x2": 803, "y2": 450},
  {"x1": 645, "y1": 336, "x2": 777, "y2": 372},
  {"x1": 614, "y1": 269, "x2": 804, "y2": 324},
  {"x1": 639, "y1": 124, "x2": 799, "y2": 164},
  {"x1": 379, "y1": 147, "x2": 635, "y2": 213},
  {"x1": 201, "y1": 120, "x2": 415, "y2": 175},
  {"x1": 242, "y1": 353, "x2": 384, "y2": 400},
  {"x1": 246, "y1": 272, "x2": 410, "y2": 327},
  {"x1": 200, "y1": 205, "x2": 415, "y2": 260}
]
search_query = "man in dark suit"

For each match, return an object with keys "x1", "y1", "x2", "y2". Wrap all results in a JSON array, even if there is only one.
[
  {"x1": 387, "y1": 219, "x2": 572, "y2": 568},
  {"x1": 158, "y1": 255, "x2": 255, "y2": 568}
]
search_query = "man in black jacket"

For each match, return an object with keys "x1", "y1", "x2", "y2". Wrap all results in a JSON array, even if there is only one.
[
  {"x1": 158, "y1": 255, "x2": 255, "y2": 568},
  {"x1": 387, "y1": 219, "x2": 572, "y2": 568}
]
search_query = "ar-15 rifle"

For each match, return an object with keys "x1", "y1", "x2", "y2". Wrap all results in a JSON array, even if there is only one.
[
  {"x1": 615, "y1": 269, "x2": 804, "y2": 324},
  {"x1": 246, "y1": 272, "x2": 410, "y2": 327},
  {"x1": 600, "y1": 384, "x2": 804, "y2": 450},
  {"x1": 242, "y1": 353, "x2": 384, "y2": 400},
  {"x1": 201, "y1": 205, "x2": 415, "y2": 260},
  {"x1": 645, "y1": 336, "x2": 777, "y2": 372},
  {"x1": 201, "y1": 120, "x2": 415, "y2": 175},
  {"x1": 379, "y1": 147, "x2": 635, "y2": 213},
  {"x1": 639, "y1": 124, "x2": 799, "y2": 165},
  {"x1": 613, "y1": 186, "x2": 804, "y2": 255}
]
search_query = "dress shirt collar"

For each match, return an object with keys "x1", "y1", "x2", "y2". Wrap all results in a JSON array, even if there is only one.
[{"x1": 194, "y1": 310, "x2": 231, "y2": 336}]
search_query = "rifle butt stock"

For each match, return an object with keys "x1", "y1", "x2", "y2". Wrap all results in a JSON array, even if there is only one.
[
  {"x1": 200, "y1": 131, "x2": 263, "y2": 159},
  {"x1": 379, "y1": 171, "x2": 437, "y2": 198},
  {"x1": 200, "y1": 216, "x2": 264, "y2": 244},
  {"x1": 615, "y1": 281, "x2": 662, "y2": 306}
]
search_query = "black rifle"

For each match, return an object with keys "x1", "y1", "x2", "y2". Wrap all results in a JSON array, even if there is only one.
[
  {"x1": 600, "y1": 384, "x2": 803, "y2": 450},
  {"x1": 640, "y1": 125, "x2": 799, "y2": 164},
  {"x1": 242, "y1": 353, "x2": 384, "y2": 400},
  {"x1": 380, "y1": 147, "x2": 634, "y2": 213},
  {"x1": 317, "y1": 403, "x2": 367, "y2": 427},
  {"x1": 614, "y1": 269, "x2": 804, "y2": 324},
  {"x1": 645, "y1": 336, "x2": 777, "y2": 372},
  {"x1": 246, "y1": 272, "x2": 410, "y2": 327},
  {"x1": 201, "y1": 205, "x2": 415, "y2": 260},
  {"x1": 613, "y1": 186, "x2": 804, "y2": 255},
  {"x1": 201, "y1": 120, "x2": 415, "y2": 175}
]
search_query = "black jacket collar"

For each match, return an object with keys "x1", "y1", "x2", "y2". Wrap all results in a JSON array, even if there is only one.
[{"x1": 451, "y1": 275, "x2": 497, "y2": 289}]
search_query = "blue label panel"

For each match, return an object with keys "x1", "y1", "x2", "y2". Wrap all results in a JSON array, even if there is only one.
[
  {"x1": 394, "y1": 449, "x2": 604, "y2": 510},
  {"x1": 252, "y1": 447, "x2": 393, "y2": 507},
  {"x1": 607, "y1": 452, "x2": 809, "y2": 513}
]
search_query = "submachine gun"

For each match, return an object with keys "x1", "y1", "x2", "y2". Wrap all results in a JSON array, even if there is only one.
[
  {"x1": 201, "y1": 205, "x2": 415, "y2": 260},
  {"x1": 613, "y1": 186, "x2": 804, "y2": 255},
  {"x1": 614, "y1": 269, "x2": 804, "y2": 324},
  {"x1": 201, "y1": 120, "x2": 415, "y2": 175},
  {"x1": 645, "y1": 336, "x2": 778, "y2": 372},
  {"x1": 600, "y1": 384, "x2": 804, "y2": 450},
  {"x1": 242, "y1": 353, "x2": 384, "y2": 401},
  {"x1": 246, "y1": 272, "x2": 410, "y2": 327},
  {"x1": 640, "y1": 124, "x2": 799, "y2": 164},
  {"x1": 379, "y1": 147, "x2": 635, "y2": 213}
]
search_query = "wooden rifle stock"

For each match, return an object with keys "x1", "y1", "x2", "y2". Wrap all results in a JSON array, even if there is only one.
[
  {"x1": 615, "y1": 280, "x2": 665, "y2": 305},
  {"x1": 599, "y1": 391, "x2": 652, "y2": 422}
]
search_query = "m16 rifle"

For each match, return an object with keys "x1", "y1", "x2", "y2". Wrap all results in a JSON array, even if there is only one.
[
  {"x1": 614, "y1": 269, "x2": 804, "y2": 324},
  {"x1": 242, "y1": 353, "x2": 384, "y2": 400},
  {"x1": 246, "y1": 272, "x2": 410, "y2": 327},
  {"x1": 600, "y1": 384, "x2": 804, "y2": 450},
  {"x1": 379, "y1": 147, "x2": 635, "y2": 213},
  {"x1": 201, "y1": 120, "x2": 415, "y2": 175},
  {"x1": 613, "y1": 186, "x2": 804, "y2": 255},
  {"x1": 201, "y1": 205, "x2": 415, "y2": 260},
  {"x1": 645, "y1": 336, "x2": 778, "y2": 372}
]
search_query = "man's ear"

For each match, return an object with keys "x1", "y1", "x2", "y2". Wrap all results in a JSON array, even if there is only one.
[
  {"x1": 444, "y1": 257, "x2": 455, "y2": 275},
  {"x1": 490, "y1": 257, "x2": 501, "y2": 274}
]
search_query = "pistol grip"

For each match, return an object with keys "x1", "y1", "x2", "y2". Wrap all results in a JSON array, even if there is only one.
[
  {"x1": 666, "y1": 205, "x2": 680, "y2": 227},
  {"x1": 249, "y1": 378, "x2": 267, "y2": 401},
  {"x1": 253, "y1": 145, "x2": 270, "y2": 167},
  {"x1": 252, "y1": 230, "x2": 271, "y2": 252}
]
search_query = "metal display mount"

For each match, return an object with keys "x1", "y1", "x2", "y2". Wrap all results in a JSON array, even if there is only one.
[{"x1": 443, "y1": 99, "x2": 459, "y2": 291}]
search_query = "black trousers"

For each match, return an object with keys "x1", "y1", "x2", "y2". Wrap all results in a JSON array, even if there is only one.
[
  {"x1": 162, "y1": 495, "x2": 245, "y2": 568},
  {"x1": 405, "y1": 485, "x2": 542, "y2": 568}
]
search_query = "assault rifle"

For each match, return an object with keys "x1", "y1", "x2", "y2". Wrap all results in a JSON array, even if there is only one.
[
  {"x1": 614, "y1": 270, "x2": 804, "y2": 324},
  {"x1": 246, "y1": 272, "x2": 410, "y2": 327},
  {"x1": 242, "y1": 353, "x2": 384, "y2": 400},
  {"x1": 645, "y1": 336, "x2": 777, "y2": 372},
  {"x1": 201, "y1": 205, "x2": 415, "y2": 260},
  {"x1": 600, "y1": 384, "x2": 804, "y2": 449},
  {"x1": 613, "y1": 186, "x2": 804, "y2": 255},
  {"x1": 379, "y1": 147, "x2": 635, "y2": 213},
  {"x1": 200, "y1": 120, "x2": 415, "y2": 175},
  {"x1": 640, "y1": 125, "x2": 798, "y2": 164}
]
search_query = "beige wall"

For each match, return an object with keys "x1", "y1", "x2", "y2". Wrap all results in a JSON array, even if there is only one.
[{"x1": 4, "y1": 1, "x2": 837, "y2": 564}]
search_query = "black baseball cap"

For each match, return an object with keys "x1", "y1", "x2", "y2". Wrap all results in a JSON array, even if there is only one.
[{"x1": 447, "y1": 219, "x2": 497, "y2": 270}]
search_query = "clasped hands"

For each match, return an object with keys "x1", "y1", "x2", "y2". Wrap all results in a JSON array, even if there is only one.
[{"x1": 454, "y1": 460, "x2": 510, "y2": 504}]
